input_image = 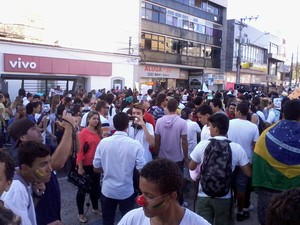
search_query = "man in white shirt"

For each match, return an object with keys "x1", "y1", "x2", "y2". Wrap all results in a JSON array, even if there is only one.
[
  {"x1": 118, "y1": 158, "x2": 210, "y2": 225},
  {"x1": 80, "y1": 98, "x2": 97, "y2": 130},
  {"x1": 227, "y1": 102, "x2": 259, "y2": 221},
  {"x1": 128, "y1": 103, "x2": 154, "y2": 163},
  {"x1": 189, "y1": 113, "x2": 251, "y2": 225},
  {"x1": 196, "y1": 104, "x2": 213, "y2": 142},
  {"x1": 181, "y1": 107, "x2": 201, "y2": 159},
  {"x1": 1, "y1": 141, "x2": 52, "y2": 225},
  {"x1": 93, "y1": 112, "x2": 146, "y2": 225}
]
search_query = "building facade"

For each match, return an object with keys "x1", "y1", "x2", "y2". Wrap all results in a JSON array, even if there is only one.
[
  {"x1": 0, "y1": 41, "x2": 138, "y2": 101},
  {"x1": 139, "y1": 0, "x2": 228, "y2": 91},
  {"x1": 225, "y1": 19, "x2": 287, "y2": 92}
]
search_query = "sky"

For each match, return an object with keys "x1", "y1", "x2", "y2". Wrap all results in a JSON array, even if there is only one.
[
  {"x1": 227, "y1": 0, "x2": 298, "y2": 61},
  {"x1": 1, "y1": 0, "x2": 298, "y2": 61}
]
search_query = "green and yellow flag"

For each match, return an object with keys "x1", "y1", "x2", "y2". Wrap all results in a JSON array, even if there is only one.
[{"x1": 252, "y1": 120, "x2": 300, "y2": 191}]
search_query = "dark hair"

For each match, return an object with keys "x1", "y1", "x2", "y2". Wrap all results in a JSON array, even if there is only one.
[
  {"x1": 0, "y1": 150, "x2": 15, "y2": 183},
  {"x1": 181, "y1": 107, "x2": 192, "y2": 120},
  {"x1": 18, "y1": 141, "x2": 51, "y2": 167},
  {"x1": 252, "y1": 96, "x2": 261, "y2": 107},
  {"x1": 26, "y1": 101, "x2": 41, "y2": 115},
  {"x1": 156, "y1": 93, "x2": 167, "y2": 107},
  {"x1": 167, "y1": 98, "x2": 178, "y2": 112},
  {"x1": 208, "y1": 113, "x2": 229, "y2": 136},
  {"x1": 56, "y1": 104, "x2": 66, "y2": 118},
  {"x1": 214, "y1": 92, "x2": 223, "y2": 99},
  {"x1": 193, "y1": 96, "x2": 203, "y2": 106},
  {"x1": 82, "y1": 97, "x2": 90, "y2": 104},
  {"x1": 283, "y1": 99, "x2": 300, "y2": 121},
  {"x1": 95, "y1": 100, "x2": 107, "y2": 112},
  {"x1": 105, "y1": 93, "x2": 115, "y2": 105},
  {"x1": 71, "y1": 103, "x2": 82, "y2": 116},
  {"x1": 18, "y1": 88, "x2": 26, "y2": 98},
  {"x1": 140, "y1": 158, "x2": 183, "y2": 198},
  {"x1": 0, "y1": 204, "x2": 21, "y2": 225},
  {"x1": 113, "y1": 112, "x2": 129, "y2": 131},
  {"x1": 237, "y1": 95, "x2": 247, "y2": 102},
  {"x1": 64, "y1": 96, "x2": 72, "y2": 104},
  {"x1": 73, "y1": 98, "x2": 82, "y2": 106},
  {"x1": 228, "y1": 102, "x2": 237, "y2": 107},
  {"x1": 210, "y1": 98, "x2": 223, "y2": 109},
  {"x1": 266, "y1": 188, "x2": 300, "y2": 225},
  {"x1": 185, "y1": 101, "x2": 195, "y2": 109},
  {"x1": 236, "y1": 102, "x2": 249, "y2": 116},
  {"x1": 196, "y1": 104, "x2": 213, "y2": 115},
  {"x1": 147, "y1": 89, "x2": 154, "y2": 95}
]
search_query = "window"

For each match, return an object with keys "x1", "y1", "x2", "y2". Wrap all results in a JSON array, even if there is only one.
[
  {"x1": 141, "y1": 2, "x2": 166, "y2": 24},
  {"x1": 205, "y1": 46, "x2": 212, "y2": 58},
  {"x1": 141, "y1": 33, "x2": 165, "y2": 52},
  {"x1": 187, "y1": 42, "x2": 201, "y2": 57},
  {"x1": 182, "y1": 19, "x2": 189, "y2": 29},
  {"x1": 206, "y1": 27, "x2": 213, "y2": 36}
]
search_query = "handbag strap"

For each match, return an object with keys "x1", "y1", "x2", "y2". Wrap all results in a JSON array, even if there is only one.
[{"x1": 61, "y1": 118, "x2": 77, "y2": 172}]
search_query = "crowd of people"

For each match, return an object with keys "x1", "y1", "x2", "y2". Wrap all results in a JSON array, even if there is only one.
[{"x1": 0, "y1": 85, "x2": 299, "y2": 225}]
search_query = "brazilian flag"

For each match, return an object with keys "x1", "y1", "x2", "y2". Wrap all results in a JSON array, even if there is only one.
[{"x1": 252, "y1": 120, "x2": 300, "y2": 191}]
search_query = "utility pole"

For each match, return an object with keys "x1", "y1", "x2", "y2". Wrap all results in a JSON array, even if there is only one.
[
  {"x1": 235, "y1": 16, "x2": 259, "y2": 86},
  {"x1": 290, "y1": 53, "x2": 293, "y2": 89},
  {"x1": 296, "y1": 46, "x2": 299, "y2": 87},
  {"x1": 129, "y1": 36, "x2": 132, "y2": 55}
]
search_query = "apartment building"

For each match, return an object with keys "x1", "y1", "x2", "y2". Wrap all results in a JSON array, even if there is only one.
[
  {"x1": 225, "y1": 19, "x2": 287, "y2": 92},
  {"x1": 138, "y1": 0, "x2": 228, "y2": 91}
]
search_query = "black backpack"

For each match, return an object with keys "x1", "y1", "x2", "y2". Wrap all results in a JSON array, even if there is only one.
[
  {"x1": 257, "y1": 114, "x2": 266, "y2": 135},
  {"x1": 200, "y1": 138, "x2": 232, "y2": 198}
]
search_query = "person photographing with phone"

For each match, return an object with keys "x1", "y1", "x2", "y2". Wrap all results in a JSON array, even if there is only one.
[{"x1": 6, "y1": 110, "x2": 77, "y2": 225}]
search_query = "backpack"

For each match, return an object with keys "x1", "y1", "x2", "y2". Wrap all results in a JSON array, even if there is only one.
[
  {"x1": 200, "y1": 138, "x2": 232, "y2": 198},
  {"x1": 257, "y1": 114, "x2": 266, "y2": 135}
]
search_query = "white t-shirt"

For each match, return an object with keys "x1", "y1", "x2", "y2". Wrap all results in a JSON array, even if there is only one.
[
  {"x1": 190, "y1": 136, "x2": 249, "y2": 199},
  {"x1": 200, "y1": 125, "x2": 211, "y2": 142},
  {"x1": 266, "y1": 108, "x2": 280, "y2": 125},
  {"x1": 256, "y1": 110, "x2": 266, "y2": 122},
  {"x1": 1, "y1": 180, "x2": 37, "y2": 225},
  {"x1": 185, "y1": 119, "x2": 201, "y2": 158},
  {"x1": 128, "y1": 122, "x2": 154, "y2": 163},
  {"x1": 118, "y1": 207, "x2": 211, "y2": 225},
  {"x1": 227, "y1": 118, "x2": 259, "y2": 161}
]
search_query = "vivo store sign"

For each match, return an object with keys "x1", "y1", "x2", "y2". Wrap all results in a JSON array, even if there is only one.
[
  {"x1": 9, "y1": 58, "x2": 37, "y2": 69},
  {"x1": 3, "y1": 53, "x2": 113, "y2": 76},
  {"x1": 4, "y1": 54, "x2": 40, "y2": 72}
]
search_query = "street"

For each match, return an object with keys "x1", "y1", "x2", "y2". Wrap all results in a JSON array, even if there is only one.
[{"x1": 58, "y1": 174, "x2": 260, "y2": 225}]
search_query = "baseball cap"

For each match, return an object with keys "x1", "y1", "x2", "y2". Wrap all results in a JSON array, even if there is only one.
[{"x1": 8, "y1": 118, "x2": 36, "y2": 141}]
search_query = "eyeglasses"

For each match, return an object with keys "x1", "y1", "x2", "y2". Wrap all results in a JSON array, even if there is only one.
[
  {"x1": 103, "y1": 107, "x2": 109, "y2": 109},
  {"x1": 90, "y1": 103, "x2": 97, "y2": 105}
]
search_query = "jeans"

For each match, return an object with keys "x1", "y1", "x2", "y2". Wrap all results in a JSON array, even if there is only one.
[
  {"x1": 256, "y1": 187, "x2": 281, "y2": 225},
  {"x1": 101, "y1": 193, "x2": 135, "y2": 225}
]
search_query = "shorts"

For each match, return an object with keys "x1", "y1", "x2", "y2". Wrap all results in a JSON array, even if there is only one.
[{"x1": 234, "y1": 167, "x2": 250, "y2": 193}]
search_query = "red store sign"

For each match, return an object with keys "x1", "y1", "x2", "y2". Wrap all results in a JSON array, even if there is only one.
[{"x1": 4, "y1": 53, "x2": 112, "y2": 76}]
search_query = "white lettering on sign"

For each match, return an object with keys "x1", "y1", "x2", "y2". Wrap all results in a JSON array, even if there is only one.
[{"x1": 9, "y1": 58, "x2": 37, "y2": 69}]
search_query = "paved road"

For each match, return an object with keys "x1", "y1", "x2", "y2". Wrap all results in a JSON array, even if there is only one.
[{"x1": 58, "y1": 174, "x2": 260, "y2": 225}]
